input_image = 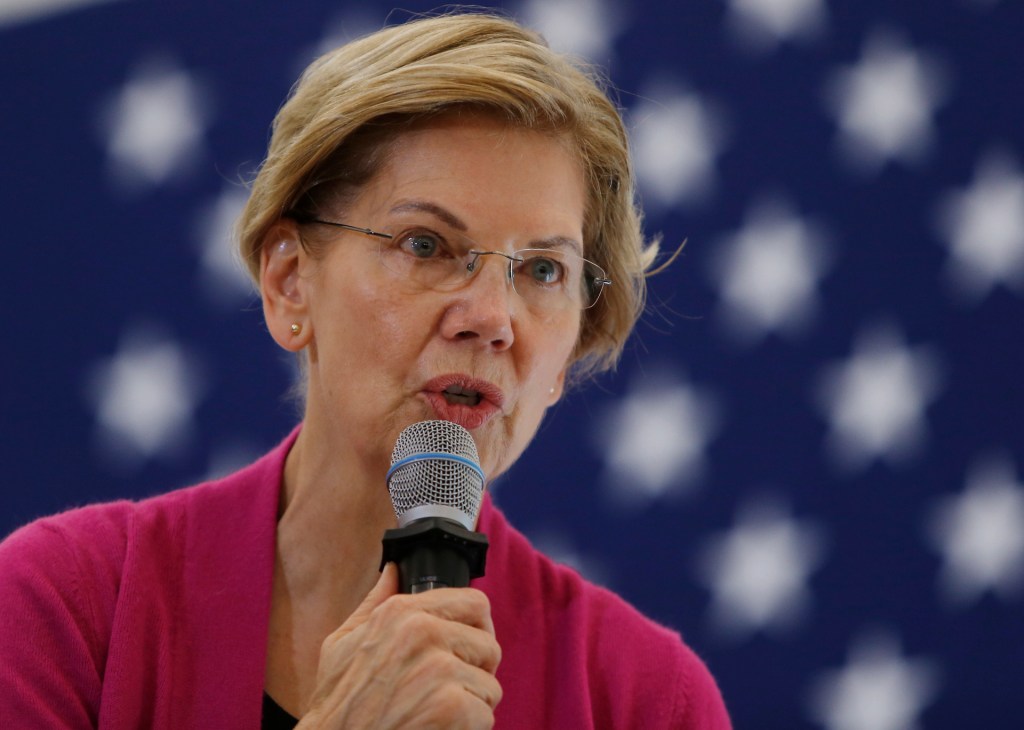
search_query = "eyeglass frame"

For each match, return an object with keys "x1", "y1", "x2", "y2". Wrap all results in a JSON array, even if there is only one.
[{"x1": 288, "y1": 214, "x2": 612, "y2": 310}]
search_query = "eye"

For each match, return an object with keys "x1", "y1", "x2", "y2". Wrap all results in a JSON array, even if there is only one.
[
  {"x1": 522, "y1": 255, "x2": 564, "y2": 284},
  {"x1": 396, "y1": 230, "x2": 445, "y2": 259}
]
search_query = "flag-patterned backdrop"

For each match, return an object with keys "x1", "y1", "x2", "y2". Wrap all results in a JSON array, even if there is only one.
[{"x1": 3, "y1": 1, "x2": 1022, "y2": 726}]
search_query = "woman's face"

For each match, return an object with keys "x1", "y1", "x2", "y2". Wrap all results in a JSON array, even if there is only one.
[{"x1": 294, "y1": 114, "x2": 586, "y2": 482}]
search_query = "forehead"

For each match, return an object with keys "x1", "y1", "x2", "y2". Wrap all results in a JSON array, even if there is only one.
[{"x1": 351, "y1": 114, "x2": 587, "y2": 235}]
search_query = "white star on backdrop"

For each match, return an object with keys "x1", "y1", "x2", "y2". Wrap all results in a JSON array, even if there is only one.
[
  {"x1": 294, "y1": 10, "x2": 379, "y2": 77},
  {"x1": 936, "y1": 151, "x2": 1024, "y2": 300},
  {"x1": 529, "y1": 530, "x2": 611, "y2": 587},
  {"x1": 518, "y1": 0, "x2": 624, "y2": 61},
  {"x1": 816, "y1": 323, "x2": 942, "y2": 471},
  {"x1": 630, "y1": 85, "x2": 727, "y2": 208},
  {"x1": 0, "y1": 0, "x2": 122, "y2": 27},
  {"x1": 194, "y1": 186, "x2": 256, "y2": 306},
  {"x1": 697, "y1": 497, "x2": 826, "y2": 638},
  {"x1": 85, "y1": 324, "x2": 205, "y2": 470},
  {"x1": 202, "y1": 441, "x2": 263, "y2": 483},
  {"x1": 824, "y1": 29, "x2": 947, "y2": 173},
  {"x1": 594, "y1": 370, "x2": 720, "y2": 504},
  {"x1": 98, "y1": 56, "x2": 210, "y2": 190},
  {"x1": 926, "y1": 454, "x2": 1024, "y2": 605},
  {"x1": 725, "y1": 0, "x2": 827, "y2": 51},
  {"x1": 807, "y1": 630, "x2": 941, "y2": 730},
  {"x1": 708, "y1": 198, "x2": 832, "y2": 344}
]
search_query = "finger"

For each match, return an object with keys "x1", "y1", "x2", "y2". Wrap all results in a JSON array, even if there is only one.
[
  {"x1": 401, "y1": 587, "x2": 495, "y2": 634},
  {"x1": 359, "y1": 562, "x2": 400, "y2": 617},
  {"x1": 438, "y1": 621, "x2": 502, "y2": 674},
  {"x1": 371, "y1": 601, "x2": 500, "y2": 673},
  {"x1": 395, "y1": 686, "x2": 496, "y2": 730},
  {"x1": 457, "y1": 662, "x2": 503, "y2": 710},
  {"x1": 330, "y1": 562, "x2": 400, "y2": 643}
]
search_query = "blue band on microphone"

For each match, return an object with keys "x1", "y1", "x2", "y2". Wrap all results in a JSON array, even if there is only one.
[{"x1": 386, "y1": 452, "x2": 485, "y2": 483}]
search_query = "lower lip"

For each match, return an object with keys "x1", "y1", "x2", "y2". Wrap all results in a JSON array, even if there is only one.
[{"x1": 422, "y1": 392, "x2": 501, "y2": 430}]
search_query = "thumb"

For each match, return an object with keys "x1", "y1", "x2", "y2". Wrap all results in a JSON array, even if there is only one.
[{"x1": 344, "y1": 562, "x2": 400, "y2": 629}]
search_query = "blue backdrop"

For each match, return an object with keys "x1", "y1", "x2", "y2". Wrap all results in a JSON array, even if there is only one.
[{"x1": 3, "y1": 1, "x2": 1023, "y2": 727}]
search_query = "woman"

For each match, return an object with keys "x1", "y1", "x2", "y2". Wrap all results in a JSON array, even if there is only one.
[{"x1": 0, "y1": 12, "x2": 730, "y2": 729}]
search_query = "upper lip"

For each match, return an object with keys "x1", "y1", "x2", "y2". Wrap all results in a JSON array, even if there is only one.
[{"x1": 423, "y1": 373, "x2": 506, "y2": 409}]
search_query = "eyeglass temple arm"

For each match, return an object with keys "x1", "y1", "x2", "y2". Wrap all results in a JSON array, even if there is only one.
[{"x1": 287, "y1": 213, "x2": 393, "y2": 240}]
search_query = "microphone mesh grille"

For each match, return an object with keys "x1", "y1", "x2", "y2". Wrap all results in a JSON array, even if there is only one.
[{"x1": 388, "y1": 420, "x2": 484, "y2": 526}]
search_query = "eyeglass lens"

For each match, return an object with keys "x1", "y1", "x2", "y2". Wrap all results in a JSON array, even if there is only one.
[{"x1": 375, "y1": 228, "x2": 607, "y2": 310}]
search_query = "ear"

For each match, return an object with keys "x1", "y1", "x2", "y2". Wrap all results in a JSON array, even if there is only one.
[{"x1": 260, "y1": 219, "x2": 312, "y2": 352}]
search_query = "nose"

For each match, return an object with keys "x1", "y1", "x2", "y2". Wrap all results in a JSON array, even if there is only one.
[{"x1": 439, "y1": 254, "x2": 515, "y2": 351}]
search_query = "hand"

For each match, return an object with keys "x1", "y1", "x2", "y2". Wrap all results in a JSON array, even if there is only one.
[{"x1": 296, "y1": 562, "x2": 502, "y2": 729}]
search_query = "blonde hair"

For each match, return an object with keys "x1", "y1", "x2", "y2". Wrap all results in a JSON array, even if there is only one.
[{"x1": 237, "y1": 11, "x2": 659, "y2": 379}]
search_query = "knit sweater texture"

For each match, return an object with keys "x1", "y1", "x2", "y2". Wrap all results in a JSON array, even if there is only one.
[{"x1": 0, "y1": 426, "x2": 730, "y2": 728}]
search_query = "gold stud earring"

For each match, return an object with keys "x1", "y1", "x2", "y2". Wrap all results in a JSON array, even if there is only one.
[{"x1": 290, "y1": 323, "x2": 302, "y2": 336}]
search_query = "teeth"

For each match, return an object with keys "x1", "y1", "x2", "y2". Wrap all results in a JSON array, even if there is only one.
[{"x1": 442, "y1": 385, "x2": 481, "y2": 405}]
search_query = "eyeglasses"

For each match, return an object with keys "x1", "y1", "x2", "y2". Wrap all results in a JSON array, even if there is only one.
[{"x1": 292, "y1": 216, "x2": 611, "y2": 312}]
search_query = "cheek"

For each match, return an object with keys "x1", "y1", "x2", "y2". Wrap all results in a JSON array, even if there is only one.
[
  {"x1": 529, "y1": 314, "x2": 579, "y2": 381},
  {"x1": 311, "y1": 264, "x2": 392, "y2": 370},
  {"x1": 512, "y1": 320, "x2": 579, "y2": 426},
  {"x1": 337, "y1": 287, "x2": 420, "y2": 369},
  {"x1": 317, "y1": 250, "x2": 383, "y2": 322}
]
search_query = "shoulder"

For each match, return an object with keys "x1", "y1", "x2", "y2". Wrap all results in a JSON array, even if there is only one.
[
  {"x1": 0, "y1": 425, "x2": 295, "y2": 626},
  {"x1": 0, "y1": 500, "x2": 138, "y2": 720},
  {"x1": 0, "y1": 422, "x2": 296, "y2": 600},
  {"x1": 0, "y1": 468, "x2": 246, "y2": 579},
  {"x1": 0, "y1": 486, "x2": 193, "y2": 649},
  {"x1": 480, "y1": 499, "x2": 731, "y2": 728},
  {"x1": 0, "y1": 427, "x2": 296, "y2": 722},
  {"x1": 0, "y1": 499, "x2": 135, "y2": 610},
  {"x1": 0, "y1": 426, "x2": 293, "y2": 596}
]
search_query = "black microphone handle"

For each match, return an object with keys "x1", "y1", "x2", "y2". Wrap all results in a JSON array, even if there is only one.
[{"x1": 381, "y1": 516, "x2": 489, "y2": 594}]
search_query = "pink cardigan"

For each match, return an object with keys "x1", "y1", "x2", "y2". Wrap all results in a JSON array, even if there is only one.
[{"x1": 0, "y1": 427, "x2": 730, "y2": 728}]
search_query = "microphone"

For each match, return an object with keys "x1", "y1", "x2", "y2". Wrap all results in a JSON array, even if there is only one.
[{"x1": 380, "y1": 420, "x2": 489, "y2": 594}]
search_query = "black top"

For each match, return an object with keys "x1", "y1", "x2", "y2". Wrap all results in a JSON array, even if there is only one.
[{"x1": 261, "y1": 692, "x2": 299, "y2": 729}]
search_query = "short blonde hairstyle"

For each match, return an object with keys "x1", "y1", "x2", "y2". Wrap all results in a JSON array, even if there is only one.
[{"x1": 237, "y1": 11, "x2": 659, "y2": 379}]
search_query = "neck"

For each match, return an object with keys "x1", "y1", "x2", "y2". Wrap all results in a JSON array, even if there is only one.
[
  {"x1": 265, "y1": 416, "x2": 398, "y2": 715},
  {"x1": 276, "y1": 421, "x2": 397, "y2": 607}
]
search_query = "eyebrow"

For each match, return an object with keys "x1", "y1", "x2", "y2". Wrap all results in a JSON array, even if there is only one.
[
  {"x1": 389, "y1": 200, "x2": 468, "y2": 231},
  {"x1": 528, "y1": 235, "x2": 583, "y2": 257},
  {"x1": 388, "y1": 199, "x2": 584, "y2": 256}
]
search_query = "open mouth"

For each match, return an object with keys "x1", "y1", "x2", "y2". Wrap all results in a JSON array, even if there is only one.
[
  {"x1": 442, "y1": 385, "x2": 482, "y2": 406},
  {"x1": 422, "y1": 374, "x2": 503, "y2": 430}
]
